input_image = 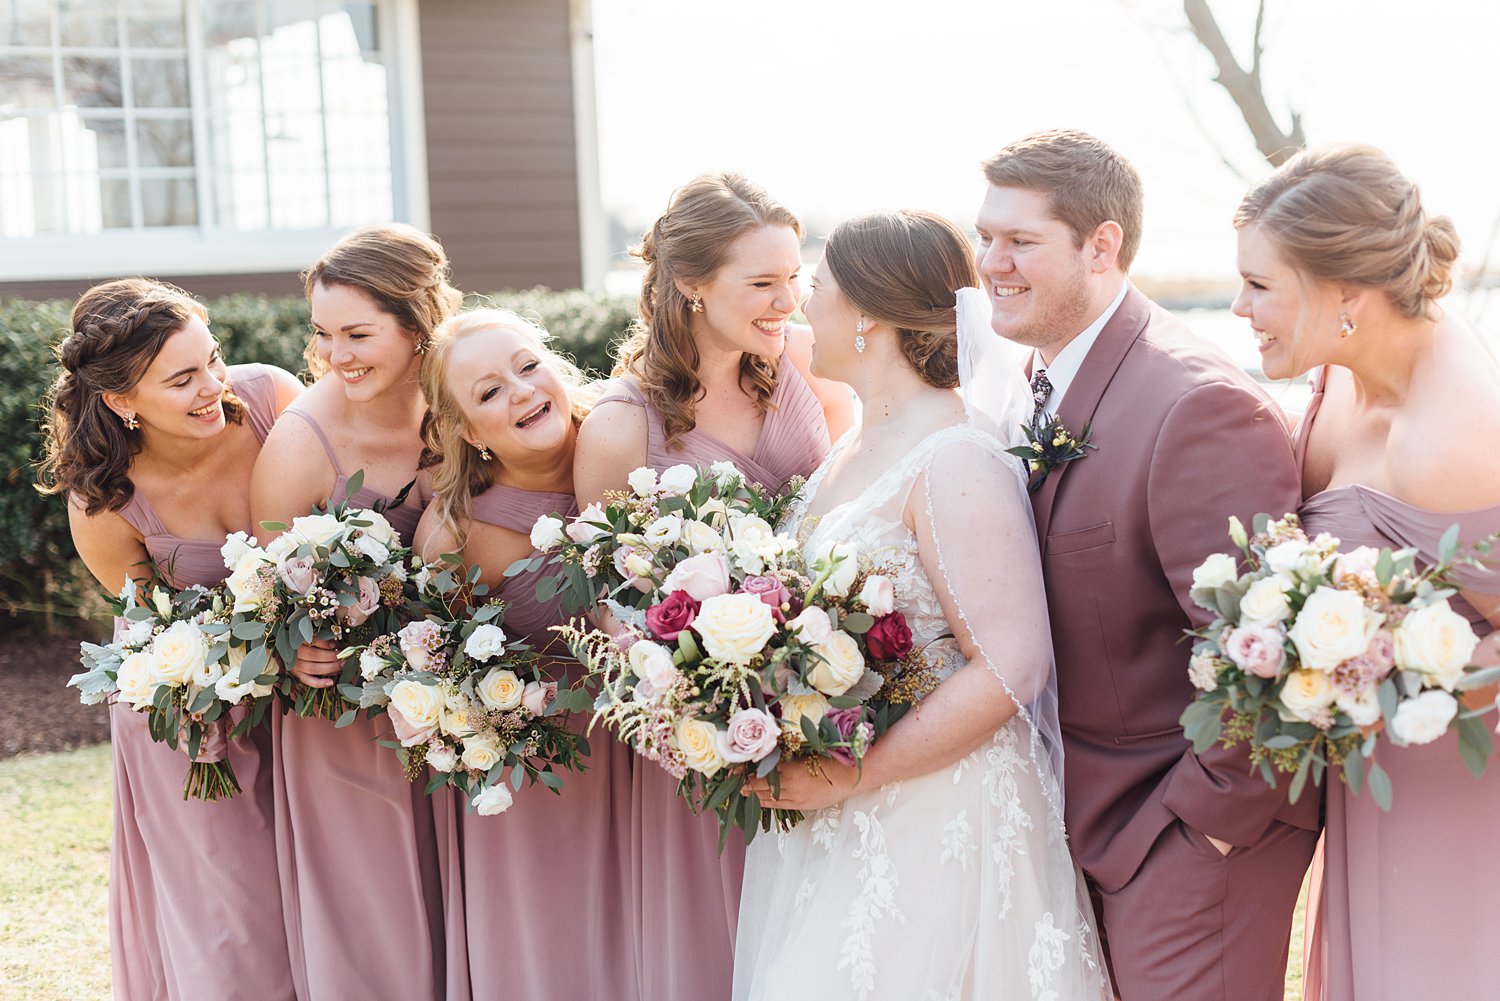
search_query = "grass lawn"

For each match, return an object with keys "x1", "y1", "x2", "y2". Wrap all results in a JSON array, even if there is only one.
[{"x1": 0, "y1": 742, "x2": 1309, "y2": 1000}]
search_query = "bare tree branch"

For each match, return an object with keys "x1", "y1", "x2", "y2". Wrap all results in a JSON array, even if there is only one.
[{"x1": 1183, "y1": 0, "x2": 1305, "y2": 166}]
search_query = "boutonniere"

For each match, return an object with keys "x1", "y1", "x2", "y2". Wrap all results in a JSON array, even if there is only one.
[{"x1": 1006, "y1": 412, "x2": 1095, "y2": 494}]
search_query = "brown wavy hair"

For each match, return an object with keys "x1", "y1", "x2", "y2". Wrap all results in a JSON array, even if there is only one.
[
  {"x1": 301, "y1": 223, "x2": 465, "y2": 376},
  {"x1": 613, "y1": 173, "x2": 802, "y2": 446},
  {"x1": 823, "y1": 210, "x2": 980, "y2": 389},
  {"x1": 37, "y1": 278, "x2": 246, "y2": 515},
  {"x1": 1234, "y1": 144, "x2": 1460, "y2": 320},
  {"x1": 420, "y1": 309, "x2": 598, "y2": 551}
]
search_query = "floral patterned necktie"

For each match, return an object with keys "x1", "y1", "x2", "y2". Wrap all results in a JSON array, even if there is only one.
[{"x1": 1029, "y1": 368, "x2": 1053, "y2": 416}]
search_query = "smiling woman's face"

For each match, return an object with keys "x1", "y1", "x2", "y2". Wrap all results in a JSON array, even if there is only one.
[{"x1": 444, "y1": 322, "x2": 573, "y2": 463}]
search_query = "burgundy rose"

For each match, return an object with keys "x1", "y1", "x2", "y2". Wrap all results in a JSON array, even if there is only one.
[
  {"x1": 645, "y1": 590, "x2": 700, "y2": 642},
  {"x1": 864, "y1": 612, "x2": 913, "y2": 661},
  {"x1": 741, "y1": 574, "x2": 792, "y2": 621}
]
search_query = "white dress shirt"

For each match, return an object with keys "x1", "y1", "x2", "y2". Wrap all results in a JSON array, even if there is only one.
[{"x1": 1031, "y1": 280, "x2": 1129, "y2": 412}]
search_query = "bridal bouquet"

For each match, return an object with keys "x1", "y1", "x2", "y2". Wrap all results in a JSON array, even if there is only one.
[
  {"x1": 515, "y1": 461, "x2": 804, "y2": 616},
  {"x1": 222, "y1": 473, "x2": 411, "y2": 720},
  {"x1": 342, "y1": 555, "x2": 589, "y2": 815},
  {"x1": 549, "y1": 473, "x2": 936, "y2": 846},
  {"x1": 1179, "y1": 513, "x2": 1495, "y2": 810},
  {"x1": 69, "y1": 579, "x2": 278, "y2": 800}
]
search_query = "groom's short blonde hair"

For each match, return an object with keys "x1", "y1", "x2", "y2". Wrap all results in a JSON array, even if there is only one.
[{"x1": 982, "y1": 129, "x2": 1144, "y2": 271}]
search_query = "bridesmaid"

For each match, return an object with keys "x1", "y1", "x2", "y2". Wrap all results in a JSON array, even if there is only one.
[
  {"x1": 38, "y1": 278, "x2": 301, "y2": 1000},
  {"x1": 251, "y1": 224, "x2": 461, "y2": 1000},
  {"x1": 574, "y1": 172, "x2": 853, "y2": 1001},
  {"x1": 413, "y1": 308, "x2": 636, "y2": 1000},
  {"x1": 1232, "y1": 144, "x2": 1500, "y2": 1001}
]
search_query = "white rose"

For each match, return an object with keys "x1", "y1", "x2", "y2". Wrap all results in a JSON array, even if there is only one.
[
  {"x1": 266, "y1": 533, "x2": 298, "y2": 562},
  {"x1": 119, "y1": 618, "x2": 154, "y2": 648},
  {"x1": 358, "y1": 648, "x2": 385, "y2": 681},
  {"x1": 789, "y1": 606, "x2": 834, "y2": 646},
  {"x1": 390, "y1": 680, "x2": 444, "y2": 731},
  {"x1": 808, "y1": 630, "x2": 866, "y2": 696},
  {"x1": 1389, "y1": 689, "x2": 1459, "y2": 746},
  {"x1": 708, "y1": 461, "x2": 742, "y2": 488},
  {"x1": 220, "y1": 531, "x2": 257, "y2": 569},
  {"x1": 696, "y1": 497, "x2": 730, "y2": 526},
  {"x1": 226, "y1": 549, "x2": 268, "y2": 612},
  {"x1": 463, "y1": 624, "x2": 509, "y2": 662},
  {"x1": 676, "y1": 719, "x2": 727, "y2": 775},
  {"x1": 811, "y1": 540, "x2": 858, "y2": 598},
  {"x1": 779, "y1": 691, "x2": 830, "y2": 732},
  {"x1": 1287, "y1": 587, "x2": 1384, "y2": 672},
  {"x1": 530, "y1": 515, "x2": 567, "y2": 551},
  {"x1": 214, "y1": 673, "x2": 258, "y2": 706},
  {"x1": 426, "y1": 745, "x2": 457, "y2": 773},
  {"x1": 290, "y1": 512, "x2": 344, "y2": 548},
  {"x1": 1264, "y1": 539, "x2": 1322, "y2": 583},
  {"x1": 1335, "y1": 687, "x2": 1382, "y2": 726},
  {"x1": 858, "y1": 575, "x2": 895, "y2": 616},
  {"x1": 352, "y1": 510, "x2": 397, "y2": 548},
  {"x1": 461, "y1": 735, "x2": 504, "y2": 772},
  {"x1": 658, "y1": 464, "x2": 697, "y2": 495},
  {"x1": 150, "y1": 620, "x2": 208, "y2": 685},
  {"x1": 1332, "y1": 546, "x2": 1382, "y2": 587},
  {"x1": 351, "y1": 532, "x2": 389, "y2": 564},
  {"x1": 627, "y1": 466, "x2": 659, "y2": 496},
  {"x1": 644, "y1": 515, "x2": 684, "y2": 549},
  {"x1": 439, "y1": 702, "x2": 477, "y2": 739},
  {"x1": 628, "y1": 639, "x2": 680, "y2": 689},
  {"x1": 566, "y1": 503, "x2": 610, "y2": 544},
  {"x1": 475, "y1": 668, "x2": 524, "y2": 711},
  {"x1": 472, "y1": 782, "x2": 514, "y2": 816},
  {"x1": 116, "y1": 651, "x2": 158, "y2": 709},
  {"x1": 680, "y1": 519, "x2": 724, "y2": 555},
  {"x1": 1278, "y1": 669, "x2": 1336, "y2": 723},
  {"x1": 1191, "y1": 552, "x2": 1239, "y2": 590},
  {"x1": 1239, "y1": 576, "x2": 1292, "y2": 626},
  {"x1": 1394, "y1": 599, "x2": 1480, "y2": 691},
  {"x1": 693, "y1": 593, "x2": 776, "y2": 664}
]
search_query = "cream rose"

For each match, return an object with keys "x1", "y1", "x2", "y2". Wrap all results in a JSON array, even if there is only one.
[
  {"x1": 1287, "y1": 587, "x2": 1384, "y2": 672},
  {"x1": 390, "y1": 680, "x2": 444, "y2": 734},
  {"x1": 779, "y1": 691, "x2": 831, "y2": 732},
  {"x1": 426, "y1": 745, "x2": 458, "y2": 773},
  {"x1": 693, "y1": 593, "x2": 776, "y2": 664},
  {"x1": 808, "y1": 631, "x2": 866, "y2": 697},
  {"x1": 220, "y1": 531, "x2": 257, "y2": 569},
  {"x1": 676, "y1": 719, "x2": 727, "y2": 775},
  {"x1": 627, "y1": 466, "x2": 658, "y2": 496},
  {"x1": 352, "y1": 509, "x2": 397, "y2": 548},
  {"x1": 463, "y1": 624, "x2": 509, "y2": 662},
  {"x1": 1278, "y1": 669, "x2": 1336, "y2": 723},
  {"x1": 476, "y1": 668, "x2": 524, "y2": 711},
  {"x1": 662, "y1": 552, "x2": 731, "y2": 601},
  {"x1": 151, "y1": 621, "x2": 208, "y2": 685},
  {"x1": 1264, "y1": 540, "x2": 1321, "y2": 582},
  {"x1": 116, "y1": 651, "x2": 158, "y2": 709},
  {"x1": 472, "y1": 782, "x2": 514, "y2": 815},
  {"x1": 290, "y1": 512, "x2": 344, "y2": 548},
  {"x1": 1192, "y1": 552, "x2": 1239, "y2": 590},
  {"x1": 680, "y1": 519, "x2": 724, "y2": 555},
  {"x1": 1389, "y1": 690, "x2": 1459, "y2": 745},
  {"x1": 658, "y1": 464, "x2": 698, "y2": 495},
  {"x1": 1394, "y1": 599, "x2": 1480, "y2": 690},
  {"x1": 1239, "y1": 577, "x2": 1292, "y2": 626},
  {"x1": 628, "y1": 640, "x2": 679, "y2": 689},
  {"x1": 530, "y1": 515, "x2": 567, "y2": 550},
  {"x1": 461, "y1": 735, "x2": 504, "y2": 772},
  {"x1": 226, "y1": 549, "x2": 268, "y2": 612}
]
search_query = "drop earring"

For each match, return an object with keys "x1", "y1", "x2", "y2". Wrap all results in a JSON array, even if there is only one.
[
  {"x1": 854, "y1": 318, "x2": 866, "y2": 354},
  {"x1": 1339, "y1": 314, "x2": 1357, "y2": 338}
]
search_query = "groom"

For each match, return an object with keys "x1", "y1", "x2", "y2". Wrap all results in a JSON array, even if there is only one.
[{"x1": 977, "y1": 129, "x2": 1320, "y2": 1000}]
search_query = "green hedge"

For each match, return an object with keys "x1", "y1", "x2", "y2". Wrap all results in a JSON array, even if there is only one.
[{"x1": 0, "y1": 288, "x2": 637, "y2": 630}]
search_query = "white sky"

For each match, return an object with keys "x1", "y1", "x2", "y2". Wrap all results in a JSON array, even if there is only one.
[{"x1": 591, "y1": 0, "x2": 1500, "y2": 284}]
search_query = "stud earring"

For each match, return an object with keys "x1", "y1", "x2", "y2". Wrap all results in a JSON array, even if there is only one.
[
  {"x1": 689, "y1": 295, "x2": 704, "y2": 314},
  {"x1": 121, "y1": 413, "x2": 140, "y2": 430},
  {"x1": 854, "y1": 318, "x2": 866, "y2": 354},
  {"x1": 475, "y1": 442, "x2": 493, "y2": 462},
  {"x1": 1339, "y1": 314, "x2": 1357, "y2": 338}
]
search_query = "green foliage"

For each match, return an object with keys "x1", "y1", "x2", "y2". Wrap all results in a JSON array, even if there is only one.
[{"x1": 0, "y1": 287, "x2": 636, "y2": 630}]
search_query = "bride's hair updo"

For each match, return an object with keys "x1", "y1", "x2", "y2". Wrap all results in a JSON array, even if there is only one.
[
  {"x1": 1234, "y1": 144, "x2": 1460, "y2": 320},
  {"x1": 822, "y1": 209, "x2": 980, "y2": 389},
  {"x1": 614, "y1": 173, "x2": 802, "y2": 446},
  {"x1": 301, "y1": 223, "x2": 464, "y2": 374},
  {"x1": 37, "y1": 278, "x2": 245, "y2": 515}
]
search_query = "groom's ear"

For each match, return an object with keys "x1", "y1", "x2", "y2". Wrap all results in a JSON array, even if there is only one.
[{"x1": 1084, "y1": 221, "x2": 1125, "y2": 275}]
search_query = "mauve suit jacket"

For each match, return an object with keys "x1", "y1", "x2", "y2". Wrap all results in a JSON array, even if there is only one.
[{"x1": 1031, "y1": 285, "x2": 1320, "y2": 894}]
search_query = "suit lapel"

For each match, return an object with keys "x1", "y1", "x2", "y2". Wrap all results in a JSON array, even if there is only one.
[{"x1": 1030, "y1": 285, "x2": 1152, "y2": 543}]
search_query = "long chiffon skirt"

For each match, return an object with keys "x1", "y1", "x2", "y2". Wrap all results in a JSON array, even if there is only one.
[
  {"x1": 272, "y1": 711, "x2": 445, "y2": 1000},
  {"x1": 109, "y1": 702, "x2": 294, "y2": 1001}
]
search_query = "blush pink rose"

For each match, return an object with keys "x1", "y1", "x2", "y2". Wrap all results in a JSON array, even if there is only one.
[
  {"x1": 646, "y1": 590, "x2": 700, "y2": 642},
  {"x1": 717, "y1": 708, "x2": 780, "y2": 763},
  {"x1": 521, "y1": 680, "x2": 559, "y2": 716},
  {"x1": 339, "y1": 576, "x2": 382, "y2": 627},
  {"x1": 741, "y1": 575, "x2": 791, "y2": 620},
  {"x1": 1363, "y1": 628, "x2": 1396, "y2": 674},
  {"x1": 1222, "y1": 625, "x2": 1288, "y2": 679},
  {"x1": 788, "y1": 606, "x2": 834, "y2": 646},
  {"x1": 278, "y1": 555, "x2": 318, "y2": 595},
  {"x1": 388, "y1": 707, "x2": 437, "y2": 747},
  {"x1": 662, "y1": 552, "x2": 731, "y2": 602}
]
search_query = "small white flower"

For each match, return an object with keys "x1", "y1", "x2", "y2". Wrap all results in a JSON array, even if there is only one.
[
  {"x1": 1389, "y1": 690, "x2": 1458, "y2": 746},
  {"x1": 708, "y1": 461, "x2": 742, "y2": 489},
  {"x1": 463, "y1": 624, "x2": 509, "y2": 662},
  {"x1": 1191, "y1": 553, "x2": 1239, "y2": 591},
  {"x1": 351, "y1": 533, "x2": 389, "y2": 564},
  {"x1": 358, "y1": 648, "x2": 385, "y2": 681},
  {"x1": 566, "y1": 503, "x2": 610, "y2": 544},
  {"x1": 472, "y1": 782, "x2": 514, "y2": 816},
  {"x1": 658, "y1": 464, "x2": 697, "y2": 495},
  {"x1": 530, "y1": 515, "x2": 567, "y2": 551},
  {"x1": 627, "y1": 466, "x2": 659, "y2": 496},
  {"x1": 643, "y1": 515, "x2": 684, "y2": 549},
  {"x1": 1335, "y1": 687, "x2": 1382, "y2": 726}
]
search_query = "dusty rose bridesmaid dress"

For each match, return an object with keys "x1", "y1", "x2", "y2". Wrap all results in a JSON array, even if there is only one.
[
  {"x1": 1297, "y1": 367, "x2": 1500, "y2": 1001},
  {"x1": 269, "y1": 409, "x2": 445, "y2": 1000},
  {"x1": 108, "y1": 364, "x2": 295, "y2": 1001},
  {"x1": 592, "y1": 354, "x2": 830, "y2": 1001},
  {"x1": 433, "y1": 482, "x2": 637, "y2": 1001}
]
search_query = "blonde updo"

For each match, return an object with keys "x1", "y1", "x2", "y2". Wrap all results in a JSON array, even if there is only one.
[
  {"x1": 822, "y1": 210, "x2": 980, "y2": 389},
  {"x1": 1234, "y1": 144, "x2": 1460, "y2": 320}
]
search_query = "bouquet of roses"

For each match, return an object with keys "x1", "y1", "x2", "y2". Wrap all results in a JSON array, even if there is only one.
[
  {"x1": 341, "y1": 554, "x2": 589, "y2": 815},
  {"x1": 69, "y1": 578, "x2": 278, "y2": 800},
  {"x1": 222, "y1": 472, "x2": 411, "y2": 720},
  {"x1": 516, "y1": 460, "x2": 804, "y2": 617},
  {"x1": 1179, "y1": 512, "x2": 1496, "y2": 810},
  {"x1": 551, "y1": 475, "x2": 937, "y2": 847}
]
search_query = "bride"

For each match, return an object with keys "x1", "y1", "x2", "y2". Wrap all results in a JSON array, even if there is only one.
[{"x1": 736, "y1": 210, "x2": 1109, "y2": 1000}]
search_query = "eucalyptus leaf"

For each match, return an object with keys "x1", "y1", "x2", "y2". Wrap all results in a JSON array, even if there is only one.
[{"x1": 1366, "y1": 761, "x2": 1393, "y2": 811}]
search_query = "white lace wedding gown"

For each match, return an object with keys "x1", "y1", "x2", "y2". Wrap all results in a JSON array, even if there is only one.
[{"x1": 733, "y1": 423, "x2": 1110, "y2": 1001}]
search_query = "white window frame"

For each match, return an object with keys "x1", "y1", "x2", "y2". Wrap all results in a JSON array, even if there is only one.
[{"x1": 0, "y1": 0, "x2": 429, "y2": 282}]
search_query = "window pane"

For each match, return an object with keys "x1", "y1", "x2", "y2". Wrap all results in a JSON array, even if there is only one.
[
  {"x1": 136, "y1": 117, "x2": 192, "y2": 168},
  {"x1": 130, "y1": 56, "x2": 188, "y2": 108},
  {"x1": 81, "y1": 115, "x2": 128, "y2": 168},
  {"x1": 0, "y1": 0, "x2": 53, "y2": 47},
  {"x1": 337, "y1": 1, "x2": 379, "y2": 58},
  {"x1": 62, "y1": 55, "x2": 122, "y2": 108},
  {"x1": 0, "y1": 56, "x2": 55, "y2": 109},
  {"x1": 203, "y1": 0, "x2": 258, "y2": 47},
  {"x1": 141, "y1": 175, "x2": 195, "y2": 225},
  {"x1": 57, "y1": 0, "x2": 119, "y2": 48},
  {"x1": 126, "y1": 0, "x2": 184, "y2": 49},
  {"x1": 214, "y1": 169, "x2": 268, "y2": 230},
  {"x1": 99, "y1": 176, "x2": 131, "y2": 228}
]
